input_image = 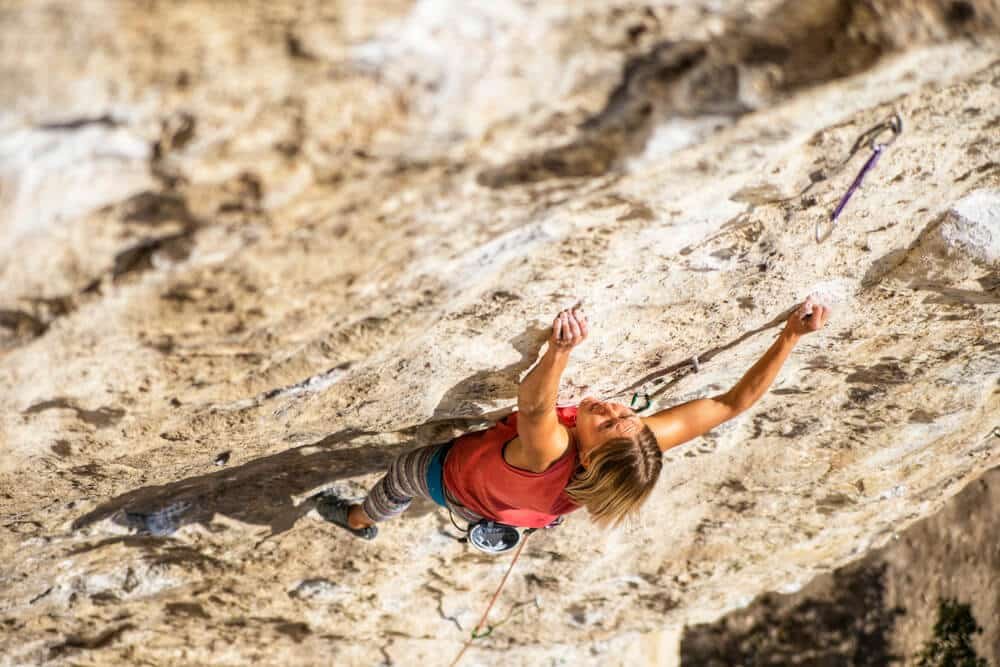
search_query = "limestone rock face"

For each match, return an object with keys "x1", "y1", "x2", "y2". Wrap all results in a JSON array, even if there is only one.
[
  {"x1": 681, "y1": 466, "x2": 1000, "y2": 665},
  {"x1": 1, "y1": 1, "x2": 998, "y2": 665}
]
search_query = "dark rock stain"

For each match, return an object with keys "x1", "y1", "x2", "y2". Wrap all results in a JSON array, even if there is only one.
[
  {"x1": 51, "y1": 440, "x2": 73, "y2": 457},
  {"x1": 845, "y1": 361, "x2": 908, "y2": 385},
  {"x1": 0, "y1": 309, "x2": 48, "y2": 349},
  {"x1": 816, "y1": 492, "x2": 856, "y2": 515},
  {"x1": 48, "y1": 623, "x2": 136, "y2": 659},
  {"x1": 844, "y1": 385, "x2": 887, "y2": 408},
  {"x1": 165, "y1": 602, "x2": 210, "y2": 618},
  {"x1": 274, "y1": 621, "x2": 311, "y2": 642},
  {"x1": 908, "y1": 408, "x2": 938, "y2": 424},
  {"x1": 24, "y1": 398, "x2": 125, "y2": 428},
  {"x1": 120, "y1": 191, "x2": 198, "y2": 228}
]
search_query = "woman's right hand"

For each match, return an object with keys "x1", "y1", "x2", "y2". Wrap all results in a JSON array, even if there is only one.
[{"x1": 549, "y1": 304, "x2": 588, "y2": 350}]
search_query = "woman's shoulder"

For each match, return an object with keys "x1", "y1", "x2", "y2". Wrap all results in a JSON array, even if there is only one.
[{"x1": 555, "y1": 404, "x2": 578, "y2": 427}]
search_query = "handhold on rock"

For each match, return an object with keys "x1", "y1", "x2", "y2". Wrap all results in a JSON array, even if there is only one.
[{"x1": 943, "y1": 189, "x2": 1000, "y2": 266}]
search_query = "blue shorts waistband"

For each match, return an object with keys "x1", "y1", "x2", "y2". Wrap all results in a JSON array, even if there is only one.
[{"x1": 425, "y1": 441, "x2": 454, "y2": 508}]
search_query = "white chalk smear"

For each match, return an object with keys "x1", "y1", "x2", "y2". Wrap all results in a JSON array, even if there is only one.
[
  {"x1": 803, "y1": 279, "x2": 850, "y2": 312},
  {"x1": 879, "y1": 485, "x2": 907, "y2": 500},
  {"x1": 944, "y1": 189, "x2": 1000, "y2": 265}
]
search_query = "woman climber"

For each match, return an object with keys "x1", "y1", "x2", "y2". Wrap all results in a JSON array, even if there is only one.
[{"x1": 315, "y1": 296, "x2": 830, "y2": 552}]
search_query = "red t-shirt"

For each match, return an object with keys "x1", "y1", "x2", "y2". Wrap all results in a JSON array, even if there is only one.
[{"x1": 442, "y1": 406, "x2": 582, "y2": 528}]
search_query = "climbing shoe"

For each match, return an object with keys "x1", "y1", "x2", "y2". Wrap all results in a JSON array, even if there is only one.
[
  {"x1": 313, "y1": 492, "x2": 378, "y2": 541},
  {"x1": 121, "y1": 500, "x2": 191, "y2": 536}
]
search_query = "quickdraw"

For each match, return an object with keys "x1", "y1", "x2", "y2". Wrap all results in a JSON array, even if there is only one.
[
  {"x1": 627, "y1": 354, "x2": 701, "y2": 413},
  {"x1": 816, "y1": 112, "x2": 903, "y2": 243}
]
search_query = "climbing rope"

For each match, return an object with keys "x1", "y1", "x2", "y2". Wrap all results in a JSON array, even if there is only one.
[
  {"x1": 449, "y1": 529, "x2": 534, "y2": 667},
  {"x1": 628, "y1": 354, "x2": 702, "y2": 412},
  {"x1": 816, "y1": 112, "x2": 903, "y2": 243}
]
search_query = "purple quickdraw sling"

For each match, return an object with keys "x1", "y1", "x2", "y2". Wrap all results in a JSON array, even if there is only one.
[
  {"x1": 817, "y1": 112, "x2": 903, "y2": 243},
  {"x1": 830, "y1": 144, "x2": 884, "y2": 223}
]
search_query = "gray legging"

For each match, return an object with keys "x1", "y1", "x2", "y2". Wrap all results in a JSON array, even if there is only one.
[{"x1": 361, "y1": 443, "x2": 483, "y2": 524}]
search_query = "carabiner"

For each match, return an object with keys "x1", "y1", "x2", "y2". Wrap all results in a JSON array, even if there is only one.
[
  {"x1": 630, "y1": 391, "x2": 651, "y2": 412},
  {"x1": 869, "y1": 112, "x2": 903, "y2": 151}
]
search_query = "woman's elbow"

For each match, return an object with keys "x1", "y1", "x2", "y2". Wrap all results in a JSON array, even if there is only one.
[{"x1": 720, "y1": 392, "x2": 752, "y2": 416}]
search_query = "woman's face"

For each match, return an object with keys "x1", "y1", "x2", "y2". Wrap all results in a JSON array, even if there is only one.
[{"x1": 576, "y1": 397, "x2": 644, "y2": 467}]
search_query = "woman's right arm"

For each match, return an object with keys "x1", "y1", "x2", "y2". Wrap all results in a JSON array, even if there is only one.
[{"x1": 512, "y1": 306, "x2": 587, "y2": 470}]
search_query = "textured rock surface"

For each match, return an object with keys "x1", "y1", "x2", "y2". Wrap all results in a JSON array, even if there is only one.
[
  {"x1": 681, "y1": 465, "x2": 1000, "y2": 665},
  {"x1": 1, "y1": 1, "x2": 998, "y2": 665}
]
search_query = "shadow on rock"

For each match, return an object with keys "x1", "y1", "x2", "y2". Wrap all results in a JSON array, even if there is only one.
[
  {"x1": 411, "y1": 324, "x2": 550, "y2": 443},
  {"x1": 73, "y1": 325, "x2": 563, "y2": 539},
  {"x1": 72, "y1": 428, "x2": 402, "y2": 537}
]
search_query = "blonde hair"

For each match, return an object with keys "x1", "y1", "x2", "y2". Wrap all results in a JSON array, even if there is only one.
[{"x1": 564, "y1": 425, "x2": 662, "y2": 529}]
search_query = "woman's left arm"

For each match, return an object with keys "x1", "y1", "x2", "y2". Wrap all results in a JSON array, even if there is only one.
[
  {"x1": 644, "y1": 297, "x2": 830, "y2": 452},
  {"x1": 726, "y1": 297, "x2": 829, "y2": 410}
]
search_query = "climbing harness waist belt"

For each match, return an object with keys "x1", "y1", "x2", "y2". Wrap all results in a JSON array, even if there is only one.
[{"x1": 426, "y1": 440, "x2": 455, "y2": 508}]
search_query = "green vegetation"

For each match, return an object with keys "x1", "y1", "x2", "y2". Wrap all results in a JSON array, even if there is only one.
[{"x1": 915, "y1": 598, "x2": 986, "y2": 667}]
